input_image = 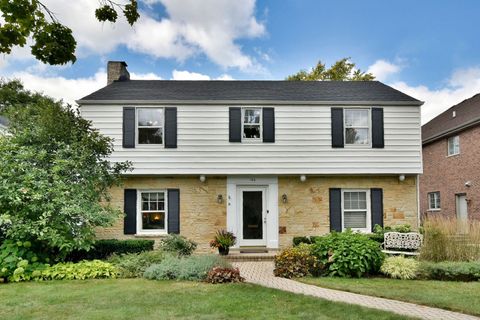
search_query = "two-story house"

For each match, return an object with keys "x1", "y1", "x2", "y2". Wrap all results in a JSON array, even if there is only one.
[
  {"x1": 420, "y1": 93, "x2": 480, "y2": 222},
  {"x1": 78, "y1": 61, "x2": 423, "y2": 251}
]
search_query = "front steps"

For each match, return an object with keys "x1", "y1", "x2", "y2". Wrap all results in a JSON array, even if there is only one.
[{"x1": 224, "y1": 247, "x2": 278, "y2": 262}]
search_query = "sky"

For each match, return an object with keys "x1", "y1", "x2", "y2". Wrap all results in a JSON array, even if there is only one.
[{"x1": 1, "y1": 0, "x2": 480, "y2": 124}]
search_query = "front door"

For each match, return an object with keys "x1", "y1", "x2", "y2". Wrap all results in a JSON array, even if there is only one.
[
  {"x1": 239, "y1": 187, "x2": 267, "y2": 246},
  {"x1": 456, "y1": 194, "x2": 468, "y2": 233}
]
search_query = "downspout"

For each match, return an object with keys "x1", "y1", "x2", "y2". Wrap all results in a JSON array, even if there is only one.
[{"x1": 416, "y1": 174, "x2": 421, "y2": 229}]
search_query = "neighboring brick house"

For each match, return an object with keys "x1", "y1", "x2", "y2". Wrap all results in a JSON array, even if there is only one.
[
  {"x1": 77, "y1": 61, "x2": 423, "y2": 252},
  {"x1": 420, "y1": 93, "x2": 480, "y2": 221}
]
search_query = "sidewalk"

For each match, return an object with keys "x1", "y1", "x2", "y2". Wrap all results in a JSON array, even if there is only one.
[{"x1": 233, "y1": 261, "x2": 478, "y2": 320}]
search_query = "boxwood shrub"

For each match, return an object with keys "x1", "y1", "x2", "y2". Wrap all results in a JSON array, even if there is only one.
[
  {"x1": 66, "y1": 239, "x2": 154, "y2": 261},
  {"x1": 418, "y1": 261, "x2": 480, "y2": 281},
  {"x1": 310, "y1": 231, "x2": 385, "y2": 277}
]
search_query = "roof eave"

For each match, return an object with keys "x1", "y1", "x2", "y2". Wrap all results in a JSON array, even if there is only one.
[{"x1": 422, "y1": 116, "x2": 480, "y2": 145}]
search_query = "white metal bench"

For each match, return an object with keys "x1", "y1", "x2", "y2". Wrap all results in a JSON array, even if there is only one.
[{"x1": 382, "y1": 232, "x2": 422, "y2": 256}]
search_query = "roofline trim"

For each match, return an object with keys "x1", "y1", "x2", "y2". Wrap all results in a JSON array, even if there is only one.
[
  {"x1": 76, "y1": 99, "x2": 424, "y2": 106},
  {"x1": 422, "y1": 116, "x2": 480, "y2": 145}
]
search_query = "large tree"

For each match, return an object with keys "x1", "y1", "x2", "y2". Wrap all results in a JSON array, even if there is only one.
[
  {"x1": 0, "y1": 0, "x2": 140, "y2": 65},
  {"x1": 286, "y1": 58, "x2": 375, "y2": 81},
  {"x1": 0, "y1": 79, "x2": 131, "y2": 257}
]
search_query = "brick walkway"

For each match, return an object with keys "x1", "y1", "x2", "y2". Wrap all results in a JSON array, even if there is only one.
[{"x1": 233, "y1": 261, "x2": 478, "y2": 320}]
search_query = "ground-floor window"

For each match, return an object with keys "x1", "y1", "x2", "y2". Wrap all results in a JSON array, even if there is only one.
[
  {"x1": 342, "y1": 189, "x2": 370, "y2": 232},
  {"x1": 428, "y1": 191, "x2": 441, "y2": 210},
  {"x1": 139, "y1": 191, "x2": 167, "y2": 233}
]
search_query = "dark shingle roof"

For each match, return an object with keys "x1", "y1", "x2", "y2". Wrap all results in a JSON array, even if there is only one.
[
  {"x1": 78, "y1": 80, "x2": 421, "y2": 104},
  {"x1": 422, "y1": 93, "x2": 480, "y2": 144}
]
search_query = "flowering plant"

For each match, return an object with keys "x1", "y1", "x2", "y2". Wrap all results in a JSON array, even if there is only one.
[{"x1": 209, "y1": 230, "x2": 236, "y2": 249}]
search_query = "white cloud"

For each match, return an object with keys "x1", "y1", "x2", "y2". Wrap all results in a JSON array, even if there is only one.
[
  {"x1": 171, "y1": 69, "x2": 233, "y2": 80},
  {"x1": 390, "y1": 67, "x2": 480, "y2": 124},
  {"x1": 367, "y1": 59, "x2": 401, "y2": 81}
]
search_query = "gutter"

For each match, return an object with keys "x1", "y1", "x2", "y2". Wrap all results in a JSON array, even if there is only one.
[{"x1": 422, "y1": 116, "x2": 480, "y2": 145}]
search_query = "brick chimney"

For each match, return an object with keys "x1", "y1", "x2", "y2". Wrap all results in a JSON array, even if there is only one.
[{"x1": 107, "y1": 61, "x2": 130, "y2": 85}]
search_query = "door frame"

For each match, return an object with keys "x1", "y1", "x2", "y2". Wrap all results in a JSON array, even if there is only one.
[
  {"x1": 226, "y1": 176, "x2": 279, "y2": 249},
  {"x1": 455, "y1": 193, "x2": 468, "y2": 233},
  {"x1": 237, "y1": 186, "x2": 267, "y2": 246}
]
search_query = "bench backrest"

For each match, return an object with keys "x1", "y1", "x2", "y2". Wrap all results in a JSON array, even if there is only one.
[{"x1": 384, "y1": 232, "x2": 423, "y2": 250}]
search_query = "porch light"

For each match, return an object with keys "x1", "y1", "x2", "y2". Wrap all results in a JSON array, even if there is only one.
[
  {"x1": 282, "y1": 194, "x2": 288, "y2": 203},
  {"x1": 199, "y1": 175, "x2": 206, "y2": 183},
  {"x1": 217, "y1": 194, "x2": 223, "y2": 204},
  {"x1": 300, "y1": 175, "x2": 307, "y2": 182},
  {"x1": 399, "y1": 175, "x2": 405, "y2": 182}
]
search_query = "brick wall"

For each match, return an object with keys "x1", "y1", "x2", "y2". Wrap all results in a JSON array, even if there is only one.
[
  {"x1": 98, "y1": 175, "x2": 418, "y2": 251},
  {"x1": 420, "y1": 125, "x2": 480, "y2": 220}
]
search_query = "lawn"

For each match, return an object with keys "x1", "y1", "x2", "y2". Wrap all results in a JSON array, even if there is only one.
[
  {"x1": 299, "y1": 277, "x2": 480, "y2": 316},
  {"x1": 0, "y1": 279, "x2": 413, "y2": 320}
]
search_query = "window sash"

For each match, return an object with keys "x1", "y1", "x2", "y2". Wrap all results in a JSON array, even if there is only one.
[
  {"x1": 428, "y1": 192, "x2": 441, "y2": 210},
  {"x1": 344, "y1": 109, "x2": 370, "y2": 145},
  {"x1": 138, "y1": 190, "x2": 168, "y2": 234},
  {"x1": 242, "y1": 108, "x2": 262, "y2": 140},
  {"x1": 447, "y1": 136, "x2": 460, "y2": 155},
  {"x1": 136, "y1": 108, "x2": 164, "y2": 146},
  {"x1": 342, "y1": 189, "x2": 371, "y2": 232}
]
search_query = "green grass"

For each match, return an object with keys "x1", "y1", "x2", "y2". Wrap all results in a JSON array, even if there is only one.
[
  {"x1": 299, "y1": 277, "x2": 480, "y2": 316},
  {"x1": 0, "y1": 279, "x2": 413, "y2": 320}
]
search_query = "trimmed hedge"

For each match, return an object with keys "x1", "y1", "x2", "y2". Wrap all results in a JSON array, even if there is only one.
[
  {"x1": 67, "y1": 239, "x2": 154, "y2": 261},
  {"x1": 292, "y1": 236, "x2": 322, "y2": 246},
  {"x1": 418, "y1": 261, "x2": 480, "y2": 282}
]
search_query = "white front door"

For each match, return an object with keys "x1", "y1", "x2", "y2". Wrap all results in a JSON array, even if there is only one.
[
  {"x1": 238, "y1": 186, "x2": 267, "y2": 246},
  {"x1": 456, "y1": 194, "x2": 468, "y2": 233}
]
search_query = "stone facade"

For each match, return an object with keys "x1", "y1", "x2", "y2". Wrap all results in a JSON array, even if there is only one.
[
  {"x1": 420, "y1": 125, "x2": 480, "y2": 220},
  {"x1": 98, "y1": 175, "x2": 418, "y2": 251}
]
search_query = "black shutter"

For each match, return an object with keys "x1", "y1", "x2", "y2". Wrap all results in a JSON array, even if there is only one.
[
  {"x1": 263, "y1": 107, "x2": 275, "y2": 143},
  {"x1": 331, "y1": 108, "x2": 344, "y2": 148},
  {"x1": 329, "y1": 188, "x2": 342, "y2": 232},
  {"x1": 124, "y1": 189, "x2": 137, "y2": 234},
  {"x1": 164, "y1": 107, "x2": 177, "y2": 148},
  {"x1": 123, "y1": 107, "x2": 135, "y2": 148},
  {"x1": 372, "y1": 108, "x2": 384, "y2": 148},
  {"x1": 168, "y1": 189, "x2": 180, "y2": 234},
  {"x1": 229, "y1": 107, "x2": 241, "y2": 142},
  {"x1": 371, "y1": 188, "x2": 384, "y2": 231}
]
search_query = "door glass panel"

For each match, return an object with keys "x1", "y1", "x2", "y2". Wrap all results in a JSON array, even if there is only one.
[{"x1": 242, "y1": 191, "x2": 263, "y2": 240}]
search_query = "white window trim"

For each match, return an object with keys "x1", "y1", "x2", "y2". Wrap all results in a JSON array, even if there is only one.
[
  {"x1": 428, "y1": 191, "x2": 441, "y2": 211},
  {"x1": 137, "y1": 190, "x2": 168, "y2": 235},
  {"x1": 447, "y1": 135, "x2": 460, "y2": 157},
  {"x1": 135, "y1": 107, "x2": 165, "y2": 148},
  {"x1": 341, "y1": 189, "x2": 371, "y2": 233},
  {"x1": 344, "y1": 108, "x2": 372, "y2": 148},
  {"x1": 241, "y1": 107, "x2": 262, "y2": 142}
]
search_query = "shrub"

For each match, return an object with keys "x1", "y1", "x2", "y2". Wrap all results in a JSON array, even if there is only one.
[
  {"x1": 206, "y1": 267, "x2": 244, "y2": 284},
  {"x1": 160, "y1": 234, "x2": 197, "y2": 256},
  {"x1": 292, "y1": 236, "x2": 311, "y2": 246},
  {"x1": 311, "y1": 231, "x2": 384, "y2": 277},
  {"x1": 0, "y1": 240, "x2": 49, "y2": 282},
  {"x1": 380, "y1": 256, "x2": 419, "y2": 280},
  {"x1": 108, "y1": 250, "x2": 165, "y2": 278},
  {"x1": 419, "y1": 216, "x2": 480, "y2": 262},
  {"x1": 144, "y1": 254, "x2": 231, "y2": 281},
  {"x1": 67, "y1": 239, "x2": 154, "y2": 261},
  {"x1": 418, "y1": 261, "x2": 480, "y2": 282},
  {"x1": 34, "y1": 260, "x2": 117, "y2": 280},
  {"x1": 274, "y1": 244, "x2": 319, "y2": 278},
  {"x1": 367, "y1": 224, "x2": 413, "y2": 245}
]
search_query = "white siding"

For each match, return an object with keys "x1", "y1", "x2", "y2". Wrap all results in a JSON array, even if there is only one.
[{"x1": 80, "y1": 104, "x2": 422, "y2": 175}]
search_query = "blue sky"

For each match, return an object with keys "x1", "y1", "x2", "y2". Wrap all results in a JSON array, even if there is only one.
[{"x1": 2, "y1": 0, "x2": 480, "y2": 123}]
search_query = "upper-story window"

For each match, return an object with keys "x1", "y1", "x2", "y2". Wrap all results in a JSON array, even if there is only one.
[
  {"x1": 137, "y1": 108, "x2": 164, "y2": 145},
  {"x1": 447, "y1": 135, "x2": 460, "y2": 156},
  {"x1": 342, "y1": 189, "x2": 371, "y2": 232},
  {"x1": 428, "y1": 191, "x2": 441, "y2": 210},
  {"x1": 242, "y1": 108, "x2": 262, "y2": 140},
  {"x1": 344, "y1": 109, "x2": 370, "y2": 145}
]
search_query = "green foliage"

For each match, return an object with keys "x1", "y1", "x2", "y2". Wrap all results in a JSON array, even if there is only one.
[
  {"x1": 206, "y1": 267, "x2": 244, "y2": 284},
  {"x1": 380, "y1": 256, "x2": 419, "y2": 280},
  {"x1": 286, "y1": 58, "x2": 375, "y2": 81},
  {"x1": 274, "y1": 244, "x2": 319, "y2": 279},
  {"x1": 67, "y1": 239, "x2": 154, "y2": 261},
  {"x1": 0, "y1": 0, "x2": 139, "y2": 65},
  {"x1": 367, "y1": 224, "x2": 413, "y2": 244},
  {"x1": 0, "y1": 80, "x2": 131, "y2": 259},
  {"x1": 210, "y1": 230, "x2": 237, "y2": 249},
  {"x1": 311, "y1": 231, "x2": 385, "y2": 277},
  {"x1": 0, "y1": 240, "x2": 48, "y2": 282},
  {"x1": 160, "y1": 234, "x2": 197, "y2": 256},
  {"x1": 108, "y1": 250, "x2": 165, "y2": 278},
  {"x1": 292, "y1": 236, "x2": 322, "y2": 246},
  {"x1": 418, "y1": 261, "x2": 480, "y2": 282},
  {"x1": 35, "y1": 260, "x2": 117, "y2": 280},
  {"x1": 144, "y1": 254, "x2": 231, "y2": 281}
]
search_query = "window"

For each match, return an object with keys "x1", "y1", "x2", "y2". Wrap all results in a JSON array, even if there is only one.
[
  {"x1": 342, "y1": 190, "x2": 370, "y2": 232},
  {"x1": 428, "y1": 192, "x2": 441, "y2": 210},
  {"x1": 447, "y1": 135, "x2": 460, "y2": 156},
  {"x1": 139, "y1": 191, "x2": 167, "y2": 233},
  {"x1": 344, "y1": 109, "x2": 370, "y2": 145},
  {"x1": 137, "y1": 108, "x2": 163, "y2": 145},
  {"x1": 242, "y1": 108, "x2": 262, "y2": 140}
]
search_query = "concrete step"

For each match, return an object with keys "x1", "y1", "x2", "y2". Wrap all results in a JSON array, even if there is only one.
[{"x1": 224, "y1": 251, "x2": 277, "y2": 262}]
